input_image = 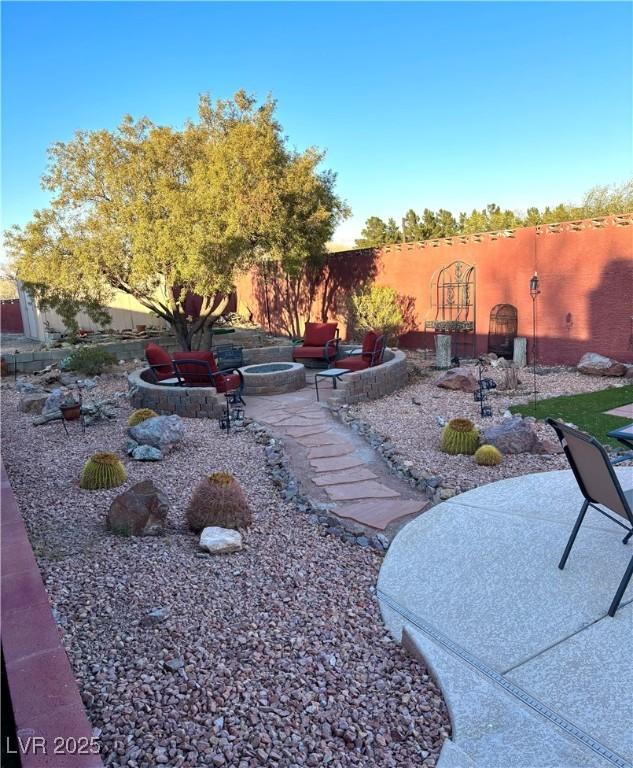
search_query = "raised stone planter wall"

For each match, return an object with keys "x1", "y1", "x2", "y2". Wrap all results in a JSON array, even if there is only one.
[
  {"x1": 327, "y1": 349, "x2": 408, "y2": 405},
  {"x1": 127, "y1": 370, "x2": 226, "y2": 419},
  {"x1": 4, "y1": 335, "x2": 182, "y2": 374}
]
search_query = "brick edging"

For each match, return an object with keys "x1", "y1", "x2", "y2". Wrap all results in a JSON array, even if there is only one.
[{"x1": 1, "y1": 463, "x2": 103, "y2": 767}]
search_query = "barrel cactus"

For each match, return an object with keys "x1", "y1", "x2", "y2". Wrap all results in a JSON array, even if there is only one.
[
  {"x1": 80, "y1": 452, "x2": 127, "y2": 490},
  {"x1": 475, "y1": 444, "x2": 503, "y2": 466},
  {"x1": 128, "y1": 408, "x2": 158, "y2": 427},
  {"x1": 186, "y1": 472, "x2": 252, "y2": 532},
  {"x1": 440, "y1": 418, "x2": 480, "y2": 456}
]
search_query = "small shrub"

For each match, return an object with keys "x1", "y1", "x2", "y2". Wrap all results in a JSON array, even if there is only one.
[
  {"x1": 347, "y1": 285, "x2": 404, "y2": 344},
  {"x1": 128, "y1": 408, "x2": 158, "y2": 427},
  {"x1": 440, "y1": 418, "x2": 480, "y2": 455},
  {"x1": 186, "y1": 472, "x2": 252, "y2": 532},
  {"x1": 66, "y1": 346, "x2": 117, "y2": 375},
  {"x1": 80, "y1": 452, "x2": 127, "y2": 490},
  {"x1": 474, "y1": 444, "x2": 503, "y2": 466}
]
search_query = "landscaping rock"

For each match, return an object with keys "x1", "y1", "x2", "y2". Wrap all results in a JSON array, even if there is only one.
[
  {"x1": 140, "y1": 607, "x2": 170, "y2": 626},
  {"x1": 43, "y1": 388, "x2": 70, "y2": 414},
  {"x1": 107, "y1": 480, "x2": 169, "y2": 536},
  {"x1": 199, "y1": 526, "x2": 243, "y2": 554},
  {"x1": 15, "y1": 378, "x2": 45, "y2": 394},
  {"x1": 577, "y1": 352, "x2": 626, "y2": 377},
  {"x1": 436, "y1": 367, "x2": 478, "y2": 393},
  {"x1": 624, "y1": 365, "x2": 633, "y2": 379},
  {"x1": 481, "y1": 415, "x2": 540, "y2": 454},
  {"x1": 128, "y1": 414, "x2": 185, "y2": 451},
  {"x1": 131, "y1": 445, "x2": 163, "y2": 461},
  {"x1": 18, "y1": 393, "x2": 49, "y2": 414}
]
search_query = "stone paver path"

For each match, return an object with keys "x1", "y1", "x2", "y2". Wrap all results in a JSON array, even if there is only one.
[{"x1": 246, "y1": 383, "x2": 428, "y2": 535}]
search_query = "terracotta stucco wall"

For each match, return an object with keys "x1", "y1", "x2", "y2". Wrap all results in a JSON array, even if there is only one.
[{"x1": 236, "y1": 215, "x2": 633, "y2": 365}]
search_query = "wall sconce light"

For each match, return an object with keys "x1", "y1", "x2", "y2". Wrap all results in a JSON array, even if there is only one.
[{"x1": 529, "y1": 272, "x2": 540, "y2": 299}]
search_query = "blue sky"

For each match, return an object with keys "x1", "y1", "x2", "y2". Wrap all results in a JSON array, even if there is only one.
[{"x1": 2, "y1": 1, "x2": 631, "y2": 246}]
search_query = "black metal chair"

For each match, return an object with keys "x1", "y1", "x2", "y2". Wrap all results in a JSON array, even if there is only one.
[
  {"x1": 171, "y1": 358, "x2": 245, "y2": 404},
  {"x1": 547, "y1": 418, "x2": 633, "y2": 617}
]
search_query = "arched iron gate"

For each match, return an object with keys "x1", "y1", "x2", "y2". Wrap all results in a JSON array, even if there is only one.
[
  {"x1": 488, "y1": 303, "x2": 518, "y2": 358},
  {"x1": 425, "y1": 261, "x2": 476, "y2": 357}
]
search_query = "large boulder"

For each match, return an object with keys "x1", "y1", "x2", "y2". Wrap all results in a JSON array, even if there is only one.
[
  {"x1": 19, "y1": 393, "x2": 49, "y2": 414},
  {"x1": 577, "y1": 353, "x2": 625, "y2": 377},
  {"x1": 128, "y1": 415, "x2": 185, "y2": 451},
  {"x1": 481, "y1": 416, "x2": 541, "y2": 454},
  {"x1": 436, "y1": 367, "x2": 479, "y2": 393},
  {"x1": 107, "y1": 480, "x2": 170, "y2": 536},
  {"x1": 199, "y1": 526, "x2": 243, "y2": 554}
]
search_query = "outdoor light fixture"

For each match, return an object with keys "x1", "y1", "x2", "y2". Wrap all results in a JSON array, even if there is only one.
[
  {"x1": 530, "y1": 272, "x2": 540, "y2": 412},
  {"x1": 530, "y1": 271, "x2": 540, "y2": 298}
]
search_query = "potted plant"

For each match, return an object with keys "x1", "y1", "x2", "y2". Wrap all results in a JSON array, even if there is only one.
[{"x1": 59, "y1": 396, "x2": 81, "y2": 421}]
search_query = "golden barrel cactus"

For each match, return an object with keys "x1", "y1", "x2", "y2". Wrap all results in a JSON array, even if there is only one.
[
  {"x1": 128, "y1": 408, "x2": 158, "y2": 427},
  {"x1": 186, "y1": 472, "x2": 252, "y2": 532},
  {"x1": 80, "y1": 452, "x2": 127, "y2": 490},
  {"x1": 474, "y1": 444, "x2": 503, "y2": 466},
  {"x1": 440, "y1": 418, "x2": 480, "y2": 456}
]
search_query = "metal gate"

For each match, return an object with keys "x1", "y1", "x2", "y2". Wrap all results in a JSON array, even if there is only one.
[
  {"x1": 425, "y1": 261, "x2": 476, "y2": 358},
  {"x1": 488, "y1": 304, "x2": 518, "y2": 358}
]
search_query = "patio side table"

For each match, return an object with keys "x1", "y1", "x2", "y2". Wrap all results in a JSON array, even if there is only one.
[
  {"x1": 315, "y1": 368, "x2": 350, "y2": 402},
  {"x1": 607, "y1": 422, "x2": 633, "y2": 464}
]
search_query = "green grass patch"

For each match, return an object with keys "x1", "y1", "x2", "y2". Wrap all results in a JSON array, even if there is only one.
[{"x1": 510, "y1": 385, "x2": 633, "y2": 448}]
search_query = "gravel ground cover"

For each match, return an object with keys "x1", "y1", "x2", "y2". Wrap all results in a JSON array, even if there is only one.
[
  {"x1": 355, "y1": 363, "x2": 632, "y2": 493},
  {"x1": 1, "y1": 373, "x2": 449, "y2": 767}
]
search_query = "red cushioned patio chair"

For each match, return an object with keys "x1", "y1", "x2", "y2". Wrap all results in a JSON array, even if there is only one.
[
  {"x1": 546, "y1": 418, "x2": 633, "y2": 617},
  {"x1": 145, "y1": 344, "x2": 244, "y2": 402},
  {"x1": 292, "y1": 322, "x2": 339, "y2": 367},
  {"x1": 145, "y1": 342, "x2": 177, "y2": 383},
  {"x1": 337, "y1": 331, "x2": 386, "y2": 372}
]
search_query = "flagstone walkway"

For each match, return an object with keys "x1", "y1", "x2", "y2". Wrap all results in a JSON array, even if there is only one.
[{"x1": 246, "y1": 382, "x2": 429, "y2": 537}]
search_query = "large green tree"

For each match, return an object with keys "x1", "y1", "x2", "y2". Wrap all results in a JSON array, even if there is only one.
[{"x1": 6, "y1": 91, "x2": 348, "y2": 349}]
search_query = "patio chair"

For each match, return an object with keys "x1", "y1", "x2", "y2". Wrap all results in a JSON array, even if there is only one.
[
  {"x1": 172, "y1": 351, "x2": 245, "y2": 402},
  {"x1": 144, "y1": 344, "x2": 244, "y2": 402},
  {"x1": 145, "y1": 342, "x2": 177, "y2": 382},
  {"x1": 546, "y1": 418, "x2": 633, "y2": 617},
  {"x1": 337, "y1": 330, "x2": 386, "y2": 372},
  {"x1": 292, "y1": 322, "x2": 339, "y2": 366}
]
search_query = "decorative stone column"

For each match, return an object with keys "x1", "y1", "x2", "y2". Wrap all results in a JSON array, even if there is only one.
[
  {"x1": 513, "y1": 337, "x2": 527, "y2": 368},
  {"x1": 435, "y1": 335, "x2": 452, "y2": 369}
]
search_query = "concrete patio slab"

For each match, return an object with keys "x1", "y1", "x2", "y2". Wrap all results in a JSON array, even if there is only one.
[
  {"x1": 310, "y1": 455, "x2": 367, "y2": 472},
  {"x1": 379, "y1": 498, "x2": 632, "y2": 671},
  {"x1": 404, "y1": 627, "x2": 615, "y2": 768},
  {"x1": 443, "y1": 469, "x2": 632, "y2": 533},
  {"x1": 325, "y1": 480, "x2": 400, "y2": 501},
  {"x1": 507, "y1": 602, "x2": 633, "y2": 762},
  {"x1": 378, "y1": 470, "x2": 633, "y2": 768},
  {"x1": 311, "y1": 467, "x2": 378, "y2": 486},
  {"x1": 604, "y1": 404, "x2": 633, "y2": 418},
  {"x1": 337, "y1": 499, "x2": 429, "y2": 530}
]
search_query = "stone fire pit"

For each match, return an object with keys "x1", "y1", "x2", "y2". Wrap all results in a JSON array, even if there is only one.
[{"x1": 239, "y1": 362, "x2": 306, "y2": 395}]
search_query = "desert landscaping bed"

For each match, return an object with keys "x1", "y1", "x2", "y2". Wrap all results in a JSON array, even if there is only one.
[
  {"x1": 354, "y1": 362, "x2": 633, "y2": 494},
  {"x1": 1, "y1": 372, "x2": 449, "y2": 768}
]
